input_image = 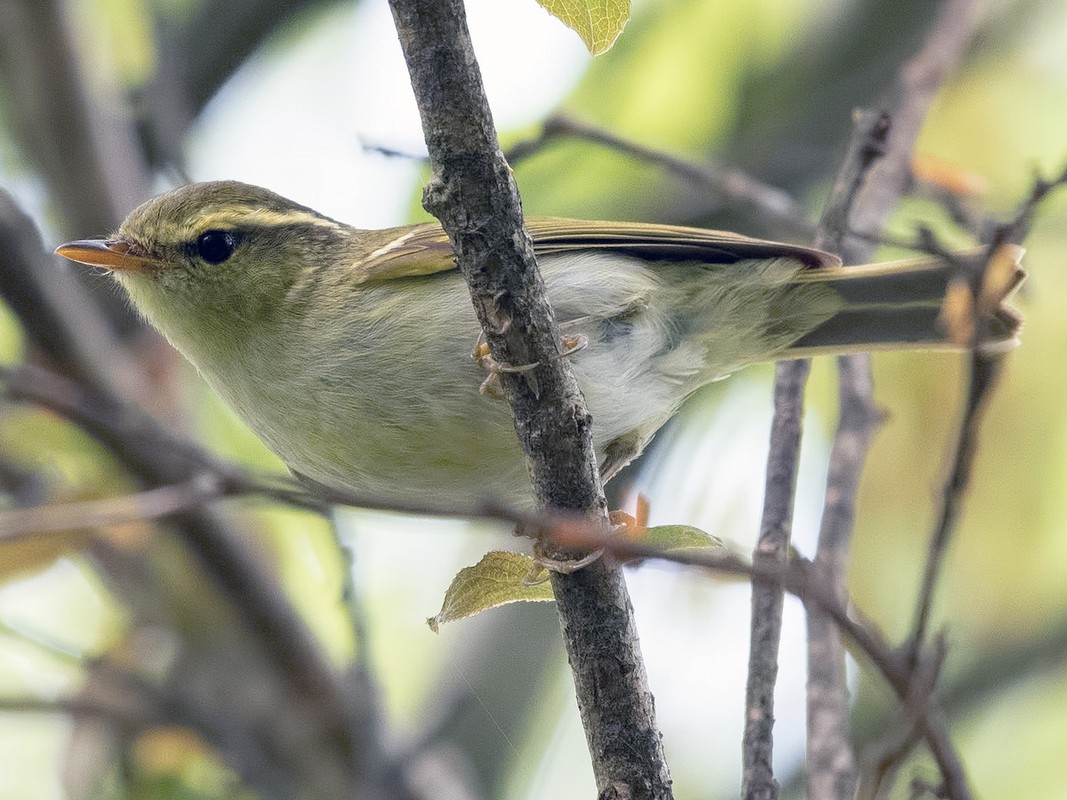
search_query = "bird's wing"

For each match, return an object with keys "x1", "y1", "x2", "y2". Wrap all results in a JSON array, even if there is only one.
[
  {"x1": 351, "y1": 217, "x2": 840, "y2": 283},
  {"x1": 524, "y1": 218, "x2": 839, "y2": 268}
]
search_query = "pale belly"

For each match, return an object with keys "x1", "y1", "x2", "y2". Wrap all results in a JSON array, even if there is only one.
[
  {"x1": 215, "y1": 305, "x2": 677, "y2": 507},
  {"x1": 273, "y1": 376, "x2": 537, "y2": 507}
]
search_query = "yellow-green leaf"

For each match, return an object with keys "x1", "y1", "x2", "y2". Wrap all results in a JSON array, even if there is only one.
[
  {"x1": 535, "y1": 0, "x2": 630, "y2": 56},
  {"x1": 427, "y1": 550, "x2": 554, "y2": 632},
  {"x1": 642, "y1": 524, "x2": 725, "y2": 552}
]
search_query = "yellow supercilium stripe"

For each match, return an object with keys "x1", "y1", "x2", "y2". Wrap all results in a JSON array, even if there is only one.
[{"x1": 152, "y1": 209, "x2": 341, "y2": 244}]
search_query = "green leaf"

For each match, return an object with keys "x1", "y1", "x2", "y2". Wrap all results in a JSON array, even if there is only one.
[
  {"x1": 427, "y1": 550, "x2": 554, "y2": 632},
  {"x1": 536, "y1": 0, "x2": 630, "y2": 56},
  {"x1": 642, "y1": 524, "x2": 726, "y2": 552}
]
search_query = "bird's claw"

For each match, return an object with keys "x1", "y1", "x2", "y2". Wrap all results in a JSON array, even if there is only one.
[
  {"x1": 524, "y1": 548, "x2": 605, "y2": 582},
  {"x1": 473, "y1": 332, "x2": 589, "y2": 398}
]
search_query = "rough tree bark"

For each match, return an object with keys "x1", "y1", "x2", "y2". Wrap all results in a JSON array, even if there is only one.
[{"x1": 386, "y1": 1, "x2": 672, "y2": 797}]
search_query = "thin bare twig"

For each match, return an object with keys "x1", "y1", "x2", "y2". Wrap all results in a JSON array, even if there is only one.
[
  {"x1": 904, "y1": 160, "x2": 1067, "y2": 669},
  {"x1": 903, "y1": 350, "x2": 999, "y2": 668},
  {"x1": 507, "y1": 116, "x2": 816, "y2": 239},
  {"x1": 884, "y1": 78, "x2": 1067, "y2": 800},
  {"x1": 0, "y1": 473, "x2": 222, "y2": 542},
  {"x1": 800, "y1": 105, "x2": 893, "y2": 800},
  {"x1": 741, "y1": 107, "x2": 891, "y2": 800},
  {"x1": 741, "y1": 358, "x2": 809, "y2": 800},
  {"x1": 804, "y1": 3, "x2": 982, "y2": 798},
  {"x1": 805, "y1": 353, "x2": 880, "y2": 800}
]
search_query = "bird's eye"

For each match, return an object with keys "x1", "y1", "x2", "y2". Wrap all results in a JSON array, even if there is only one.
[{"x1": 196, "y1": 230, "x2": 239, "y2": 265}]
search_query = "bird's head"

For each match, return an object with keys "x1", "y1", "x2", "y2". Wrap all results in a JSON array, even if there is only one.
[{"x1": 55, "y1": 180, "x2": 352, "y2": 355}]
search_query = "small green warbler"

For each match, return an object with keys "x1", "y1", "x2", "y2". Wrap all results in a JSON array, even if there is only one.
[{"x1": 56, "y1": 181, "x2": 1022, "y2": 506}]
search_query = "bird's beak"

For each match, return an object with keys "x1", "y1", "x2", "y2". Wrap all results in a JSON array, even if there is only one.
[{"x1": 54, "y1": 239, "x2": 159, "y2": 273}]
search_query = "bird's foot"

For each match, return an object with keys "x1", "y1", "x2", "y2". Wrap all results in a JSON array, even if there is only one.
[
  {"x1": 523, "y1": 497, "x2": 651, "y2": 581},
  {"x1": 473, "y1": 332, "x2": 588, "y2": 398},
  {"x1": 524, "y1": 548, "x2": 604, "y2": 582}
]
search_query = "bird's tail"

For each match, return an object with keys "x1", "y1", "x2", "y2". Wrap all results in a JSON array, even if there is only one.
[{"x1": 784, "y1": 246, "x2": 1025, "y2": 356}]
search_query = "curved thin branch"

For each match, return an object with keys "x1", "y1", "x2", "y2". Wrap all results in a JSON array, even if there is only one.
[{"x1": 507, "y1": 116, "x2": 816, "y2": 240}]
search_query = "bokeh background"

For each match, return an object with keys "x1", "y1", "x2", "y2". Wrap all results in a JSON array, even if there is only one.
[{"x1": 0, "y1": 0, "x2": 1065, "y2": 798}]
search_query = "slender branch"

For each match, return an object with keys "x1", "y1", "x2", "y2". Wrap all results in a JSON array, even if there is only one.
[
  {"x1": 903, "y1": 352, "x2": 999, "y2": 667},
  {"x1": 385, "y1": 5, "x2": 670, "y2": 796},
  {"x1": 363, "y1": 114, "x2": 815, "y2": 239},
  {"x1": 741, "y1": 358, "x2": 808, "y2": 800},
  {"x1": 506, "y1": 116, "x2": 816, "y2": 239},
  {"x1": 741, "y1": 105, "x2": 891, "y2": 800},
  {"x1": 798, "y1": 106, "x2": 892, "y2": 800},
  {"x1": 804, "y1": 4, "x2": 982, "y2": 798},
  {"x1": 901, "y1": 160, "x2": 1067, "y2": 697},
  {"x1": 0, "y1": 473, "x2": 222, "y2": 542},
  {"x1": 805, "y1": 354, "x2": 880, "y2": 800}
]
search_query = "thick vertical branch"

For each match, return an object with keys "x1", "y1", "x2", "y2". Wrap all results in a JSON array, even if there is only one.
[
  {"x1": 385, "y1": 1, "x2": 671, "y2": 797},
  {"x1": 388, "y1": 0, "x2": 603, "y2": 516}
]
